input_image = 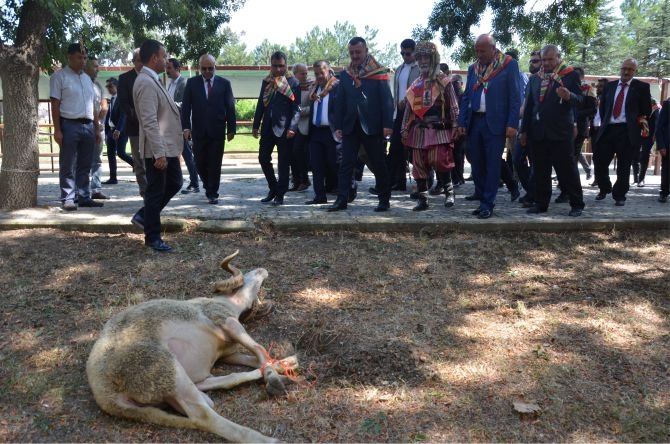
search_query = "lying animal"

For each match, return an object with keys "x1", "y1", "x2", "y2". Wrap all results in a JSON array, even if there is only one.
[{"x1": 86, "y1": 251, "x2": 297, "y2": 442}]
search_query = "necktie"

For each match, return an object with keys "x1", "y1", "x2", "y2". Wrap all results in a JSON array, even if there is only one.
[
  {"x1": 315, "y1": 98, "x2": 324, "y2": 125},
  {"x1": 206, "y1": 79, "x2": 212, "y2": 99},
  {"x1": 612, "y1": 83, "x2": 626, "y2": 119}
]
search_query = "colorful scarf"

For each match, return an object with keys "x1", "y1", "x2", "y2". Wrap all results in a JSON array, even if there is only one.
[
  {"x1": 346, "y1": 54, "x2": 390, "y2": 88},
  {"x1": 540, "y1": 62, "x2": 573, "y2": 103},
  {"x1": 473, "y1": 50, "x2": 512, "y2": 92},
  {"x1": 406, "y1": 75, "x2": 444, "y2": 119},
  {"x1": 308, "y1": 75, "x2": 339, "y2": 102},
  {"x1": 262, "y1": 71, "x2": 295, "y2": 107},
  {"x1": 300, "y1": 79, "x2": 315, "y2": 91}
]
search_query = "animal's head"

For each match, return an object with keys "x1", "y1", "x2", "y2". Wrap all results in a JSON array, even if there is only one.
[{"x1": 213, "y1": 251, "x2": 271, "y2": 321}]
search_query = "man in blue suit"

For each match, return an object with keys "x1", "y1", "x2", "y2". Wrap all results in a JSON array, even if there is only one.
[
  {"x1": 103, "y1": 77, "x2": 133, "y2": 184},
  {"x1": 520, "y1": 44, "x2": 585, "y2": 217},
  {"x1": 181, "y1": 54, "x2": 237, "y2": 205},
  {"x1": 252, "y1": 51, "x2": 301, "y2": 206},
  {"x1": 331, "y1": 36, "x2": 394, "y2": 212},
  {"x1": 457, "y1": 34, "x2": 521, "y2": 219}
]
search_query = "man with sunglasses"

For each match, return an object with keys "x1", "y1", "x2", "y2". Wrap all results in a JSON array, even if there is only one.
[{"x1": 181, "y1": 54, "x2": 237, "y2": 205}]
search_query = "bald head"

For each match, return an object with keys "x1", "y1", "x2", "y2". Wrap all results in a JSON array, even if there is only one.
[
  {"x1": 199, "y1": 53, "x2": 216, "y2": 80},
  {"x1": 474, "y1": 34, "x2": 497, "y2": 65},
  {"x1": 620, "y1": 57, "x2": 638, "y2": 83}
]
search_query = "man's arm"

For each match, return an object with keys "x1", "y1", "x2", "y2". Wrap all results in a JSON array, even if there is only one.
[
  {"x1": 134, "y1": 79, "x2": 165, "y2": 159},
  {"x1": 251, "y1": 81, "x2": 266, "y2": 138},
  {"x1": 224, "y1": 79, "x2": 237, "y2": 141},
  {"x1": 50, "y1": 98, "x2": 63, "y2": 146}
]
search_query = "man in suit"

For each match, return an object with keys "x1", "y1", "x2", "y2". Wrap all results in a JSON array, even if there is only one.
[
  {"x1": 655, "y1": 98, "x2": 669, "y2": 203},
  {"x1": 252, "y1": 50, "x2": 301, "y2": 206},
  {"x1": 181, "y1": 54, "x2": 236, "y2": 204},
  {"x1": 103, "y1": 77, "x2": 133, "y2": 184},
  {"x1": 289, "y1": 63, "x2": 313, "y2": 192},
  {"x1": 593, "y1": 57, "x2": 652, "y2": 206},
  {"x1": 520, "y1": 44, "x2": 585, "y2": 217},
  {"x1": 305, "y1": 60, "x2": 340, "y2": 205},
  {"x1": 456, "y1": 34, "x2": 521, "y2": 219},
  {"x1": 166, "y1": 57, "x2": 200, "y2": 195},
  {"x1": 131, "y1": 39, "x2": 183, "y2": 252},
  {"x1": 330, "y1": 36, "x2": 394, "y2": 212},
  {"x1": 118, "y1": 48, "x2": 148, "y2": 197},
  {"x1": 634, "y1": 98, "x2": 659, "y2": 187}
]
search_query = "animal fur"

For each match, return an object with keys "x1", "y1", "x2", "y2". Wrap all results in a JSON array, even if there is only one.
[{"x1": 86, "y1": 252, "x2": 297, "y2": 442}]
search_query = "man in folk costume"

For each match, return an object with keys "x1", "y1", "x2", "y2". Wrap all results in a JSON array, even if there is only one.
[
  {"x1": 331, "y1": 36, "x2": 394, "y2": 212},
  {"x1": 520, "y1": 44, "x2": 585, "y2": 217},
  {"x1": 401, "y1": 41, "x2": 459, "y2": 211},
  {"x1": 457, "y1": 34, "x2": 521, "y2": 219},
  {"x1": 252, "y1": 51, "x2": 301, "y2": 206}
]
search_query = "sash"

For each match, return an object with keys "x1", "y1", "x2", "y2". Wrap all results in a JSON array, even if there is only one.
[
  {"x1": 473, "y1": 50, "x2": 512, "y2": 92},
  {"x1": 540, "y1": 63, "x2": 574, "y2": 103},
  {"x1": 308, "y1": 76, "x2": 339, "y2": 102},
  {"x1": 300, "y1": 79, "x2": 314, "y2": 91},
  {"x1": 406, "y1": 75, "x2": 444, "y2": 119},
  {"x1": 262, "y1": 72, "x2": 295, "y2": 107},
  {"x1": 345, "y1": 54, "x2": 390, "y2": 88}
]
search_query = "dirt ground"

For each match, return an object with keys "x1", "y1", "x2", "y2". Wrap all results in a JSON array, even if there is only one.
[{"x1": 0, "y1": 227, "x2": 668, "y2": 442}]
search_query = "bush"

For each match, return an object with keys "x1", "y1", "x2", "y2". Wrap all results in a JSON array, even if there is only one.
[{"x1": 236, "y1": 99, "x2": 256, "y2": 121}]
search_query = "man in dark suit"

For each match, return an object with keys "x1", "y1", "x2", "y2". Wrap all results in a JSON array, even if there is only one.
[
  {"x1": 520, "y1": 44, "x2": 585, "y2": 217},
  {"x1": 456, "y1": 34, "x2": 521, "y2": 219},
  {"x1": 252, "y1": 50, "x2": 301, "y2": 206},
  {"x1": 305, "y1": 60, "x2": 340, "y2": 205},
  {"x1": 330, "y1": 36, "x2": 394, "y2": 212},
  {"x1": 655, "y1": 98, "x2": 669, "y2": 203},
  {"x1": 181, "y1": 54, "x2": 236, "y2": 204},
  {"x1": 593, "y1": 57, "x2": 652, "y2": 206},
  {"x1": 103, "y1": 77, "x2": 133, "y2": 184},
  {"x1": 117, "y1": 48, "x2": 147, "y2": 197}
]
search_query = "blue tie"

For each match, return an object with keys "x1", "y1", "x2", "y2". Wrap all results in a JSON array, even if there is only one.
[{"x1": 315, "y1": 99, "x2": 324, "y2": 125}]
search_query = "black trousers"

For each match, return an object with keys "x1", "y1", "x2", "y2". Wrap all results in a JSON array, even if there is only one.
[
  {"x1": 258, "y1": 132, "x2": 292, "y2": 197},
  {"x1": 532, "y1": 137, "x2": 584, "y2": 210},
  {"x1": 387, "y1": 109, "x2": 407, "y2": 187},
  {"x1": 290, "y1": 131, "x2": 310, "y2": 185},
  {"x1": 594, "y1": 123, "x2": 635, "y2": 200},
  {"x1": 308, "y1": 126, "x2": 338, "y2": 200},
  {"x1": 139, "y1": 156, "x2": 183, "y2": 243},
  {"x1": 192, "y1": 137, "x2": 225, "y2": 199}
]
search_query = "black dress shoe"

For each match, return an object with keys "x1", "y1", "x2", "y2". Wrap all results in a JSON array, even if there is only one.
[
  {"x1": 131, "y1": 213, "x2": 144, "y2": 230},
  {"x1": 595, "y1": 192, "x2": 608, "y2": 200},
  {"x1": 260, "y1": 191, "x2": 276, "y2": 203},
  {"x1": 208, "y1": 198, "x2": 219, "y2": 204},
  {"x1": 288, "y1": 183, "x2": 300, "y2": 192},
  {"x1": 615, "y1": 200, "x2": 625, "y2": 206},
  {"x1": 472, "y1": 208, "x2": 481, "y2": 215},
  {"x1": 327, "y1": 200, "x2": 347, "y2": 212},
  {"x1": 412, "y1": 199, "x2": 428, "y2": 211},
  {"x1": 368, "y1": 187, "x2": 379, "y2": 195},
  {"x1": 568, "y1": 208, "x2": 583, "y2": 217},
  {"x1": 526, "y1": 206, "x2": 548, "y2": 214},
  {"x1": 374, "y1": 202, "x2": 390, "y2": 212},
  {"x1": 658, "y1": 195, "x2": 668, "y2": 203},
  {"x1": 348, "y1": 188, "x2": 358, "y2": 203},
  {"x1": 554, "y1": 193, "x2": 569, "y2": 203},
  {"x1": 391, "y1": 183, "x2": 407, "y2": 191},
  {"x1": 78, "y1": 199, "x2": 104, "y2": 207},
  {"x1": 181, "y1": 183, "x2": 200, "y2": 194},
  {"x1": 271, "y1": 196, "x2": 284, "y2": 206},
  {"x1": 102, "y1": 178, "x2": 118, "y2": 185},
  {"x1": 305, "y1": 198, "x2": 327, "y2": 205},
  {"x1": 521, "y1": 200, "x2": 536, "y2": 208},
  {"x1": 464, "y1": 194, "x2": 480, "y2": 201},
  {"x1": 145, "y1": 239, "x2": 172, "y2": 252},
  {"x1": 477, "y1": 209, "x2": 492, "y2": 219},
  {"x1": 409, "y1": 191, "x2": 420, "y2": 200}
]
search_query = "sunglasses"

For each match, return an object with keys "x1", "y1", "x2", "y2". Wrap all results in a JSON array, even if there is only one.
[
  {"x1": 200, "y1": 66, "x2": 215, "y2": 71},
  {"x1": 400, "y1": 51, "x2": 413, "y2": 56}
]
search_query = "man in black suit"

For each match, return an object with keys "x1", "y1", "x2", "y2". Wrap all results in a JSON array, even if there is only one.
[
  {"x1": 593, "y1": 57, "x2": 652, "y2": 206},
  {"x1": 181, "y1": 54, "x2": 237, "y2": 205},
  {"x1": 655, "y1": 98, "x2": 670, "y2": 203},
  {"x1": 117, "y1": 48, "x2": 147, "y2": 197},
  {"x1": 520, "y1": 44, "x2": 585, "y2": 217},
  {"x1": 252, "y1": 50, "x2": 301, "y2": 206},
  {"x1": 103, "y1": 77, "x2": 133, "y2": 184}
]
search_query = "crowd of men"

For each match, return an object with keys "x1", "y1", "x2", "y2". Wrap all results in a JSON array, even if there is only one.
[{"x1": 49, "y1": 35, "x2": 669, "y2": 250}]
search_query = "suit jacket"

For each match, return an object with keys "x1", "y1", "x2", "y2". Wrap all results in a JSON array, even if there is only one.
[
  {"x1": 521, "y1": 69, "x2": 584, "y2": 141},
  {"x1": 181, "y1": 75, "x2": 237, "y2": 141},
  {"x1": 252, "y1": 76, "x2": 301, "y2": 138},
  {"x1": 458, "y1": 57, "x2": 521, "y2": 136},
  {"x1": 595, "y1": 78, "x2": 652, "y2": 148},
  {"x1": 104, "y1": 94, "x2": 126, "y2": 136},
  {"x1": 132, "y1": 67, "x2": 183, "y2": 159},
  {"x1": 656, "y1": 99, "x2": 670, "y2": 150},
  {"x1": 170, "y1": 75, "x2": 187, "y2": 106},
  {"x1": 334, "y1": 70, "x2": 394, "y2": 136},
  {"x1": 117, "y1": 68, "x2": 140, "y2": 136},
  {"x1": 308, "y1": 81, "x2": 342, "y2": 143},
  {"x1": 393, "y1": 61, "x2": 420, "y2": 108}
]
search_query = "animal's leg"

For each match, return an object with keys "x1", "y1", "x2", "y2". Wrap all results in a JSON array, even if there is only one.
[
  {"x1": 171, "y1": 363, "x2": 278, "y2": 443},
  {"x1": 221, "y1": 351, "x2": 299, "y2": 374},
  {"x1": 222, "y1": 317, "x2": 287, "y2": 396},
  {"x1": 196, "y1": 369, "x2": 263, "y2": 391}
]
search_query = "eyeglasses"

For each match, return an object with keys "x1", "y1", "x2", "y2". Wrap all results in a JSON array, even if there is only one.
[
  {"x1": 400, "y1": 51, "x2": 412, "y2": 56},
  {"x1": 200, "y1": 66, "x2": 215, "y2": 71},
  {"x1": 530, "y1": 59, "x2": 541, "y2": 63}
]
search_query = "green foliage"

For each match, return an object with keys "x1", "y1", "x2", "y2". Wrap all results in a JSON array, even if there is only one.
[{"x1": 235, "y1": 98, "x2": 255, "y2": 121}]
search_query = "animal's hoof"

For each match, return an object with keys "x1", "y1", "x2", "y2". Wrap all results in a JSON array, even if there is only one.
[{"x1": 265, "y1": 373, "x2": 287, "y2": 397}]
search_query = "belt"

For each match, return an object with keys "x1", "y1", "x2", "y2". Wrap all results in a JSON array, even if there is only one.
[
  {"x1": 609, "y1": 122, "x2": 627, "y2": 127},
  {"x1": 315, "y1": 125, "x2": 331, "y2": 129},
  {"x1": 62, "y1": 117, "x2": 93, "y2": 124},
  {"x1": 473, "y1": 112, "x2": 486, "y2": 117}
]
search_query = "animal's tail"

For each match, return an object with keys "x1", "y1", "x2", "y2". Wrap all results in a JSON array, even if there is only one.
[{"x1": 214, "y1": 250, "x2": 244, "y2": 294}]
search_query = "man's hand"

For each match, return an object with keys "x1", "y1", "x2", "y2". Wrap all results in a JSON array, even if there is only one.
[
  {"x1": 183, "y1": 129, "x2": 192, "y2": 140},
  {"x1": 112, "y1": 130, "x2": 120, "y2": 141},
  {"x1": 252, "y1": 128, "x2": 259, "y2": 139},
  {"x1": 383, "y1": 128, "x2": 393, "y2": 139},
  {"x1": 287, "y1": 129, "x2": 296, "y2": 139},
  {"x1": 335, "y1": 129, "x2": 343, "y2": 141},
  {"x1": 54, "y1": 129, "x2": 63, "y2": 146},
  {"x1": 659, "y1": 148, "x2": 668, "y2": 157},
  {"x1": 227, "y1": 133, "x2": 235, "y2": 142},
  {"x1": 519, "y1": 132, "x2": 527, "y2": 147},
  {"x1": 505, "y1": 127, "x2": 517, "y2": 138},
  {"x1": 455, "y1": 127, "x2": 466, "y2": 140},
  {"x1": 153, "y1": 156, "x2": 167, "y2": 170},
  {"x1": 556, "y1": 86, "x2": 571, "y2": 101}
]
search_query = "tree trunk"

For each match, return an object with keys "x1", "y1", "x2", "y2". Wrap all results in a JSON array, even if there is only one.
[
  {"x1": 0, "y1": 0, "x2": 52, "y2": 209},
  {"x1": 0, "y1": 61, "x2": 41, "y2": 209}
]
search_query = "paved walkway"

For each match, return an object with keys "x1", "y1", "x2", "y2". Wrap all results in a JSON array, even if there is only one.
[{"x1": 0, "y1": 154, "x2": 667, "y2": 233}]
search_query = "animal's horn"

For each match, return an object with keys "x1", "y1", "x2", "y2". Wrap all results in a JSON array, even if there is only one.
[{"x1": 213, "y1": 250, "x2": 244, "y2": 294}]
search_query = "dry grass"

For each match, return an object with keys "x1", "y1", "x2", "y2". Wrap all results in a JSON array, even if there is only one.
[{"x1": 0, "y1": 228, "x2": 668, "y2": 442}]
